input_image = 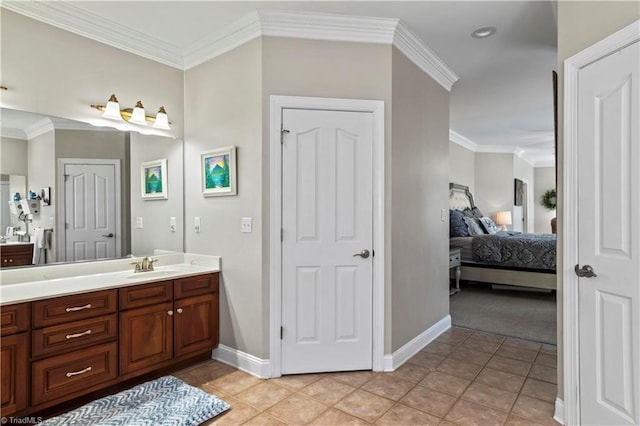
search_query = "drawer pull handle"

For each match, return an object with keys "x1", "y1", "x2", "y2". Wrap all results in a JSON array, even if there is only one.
[
  {"x1": 66, "y1": 303, "x2": 92, "y2": 312},
  {"x1": 66, "y1": 329, "x2": 92, "y2": 339},
  {"x1": 66, "y1": 366, "x2": 92, "y2": 378},
  {"x1": 177, "y1": 308, "x2": 183, "y2": 314}
]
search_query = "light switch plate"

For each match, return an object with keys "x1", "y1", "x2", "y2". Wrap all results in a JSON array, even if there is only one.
[
  {"x1": 136, "y1": 217, "x2": 143, "y2": 229},
  {"x1": 170, "y1": 217, "x2": 176, "y2": 232},
  {"x1": 194, "y1": 217, "x2": 201, "y2": 233},
  {"x1": 441, "y1": 208, "x2": 447, "y2": 222},
  {"x1": 241, "y1": 217, "x2": 252, "y2": 233}
]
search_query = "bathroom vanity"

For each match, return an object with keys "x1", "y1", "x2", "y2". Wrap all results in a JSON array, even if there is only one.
[
  {"x1": 0, "y1": 242, "x2": 34, "y2": 267},
  {"x1": 0, "y1": 254, "x2": 220, "y2": 417}
]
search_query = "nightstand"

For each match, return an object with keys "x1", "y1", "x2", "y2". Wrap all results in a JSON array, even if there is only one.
[{"x1": 449, "y1": 247, "x2": 461, "y2": 295}]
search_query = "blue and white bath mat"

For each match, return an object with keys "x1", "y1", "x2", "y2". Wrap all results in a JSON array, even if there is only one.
[{"x1": 40, "y1": 375, "x2": 230, "y2": 426}]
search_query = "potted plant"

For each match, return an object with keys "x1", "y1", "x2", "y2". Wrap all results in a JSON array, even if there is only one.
[{"x1": 540, "y1": 189, "x2": 557, "y2": 233}]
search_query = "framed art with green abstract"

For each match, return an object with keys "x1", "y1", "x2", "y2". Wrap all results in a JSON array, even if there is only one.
[
  {"x1": 141, "y1": 159, "x2": 168, "y2": 200},
  {"x1": 201, "y1": 146, "x2": 237, "y2": 197}
]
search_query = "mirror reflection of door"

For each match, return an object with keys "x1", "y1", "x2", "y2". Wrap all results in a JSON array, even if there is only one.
[{"x1": 62, "y1": 159, "x2": 121, "y2": 261}]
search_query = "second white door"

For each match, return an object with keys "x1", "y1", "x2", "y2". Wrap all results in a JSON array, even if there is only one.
[
  {"x1": 281, "y1": 108, "x2": 373, "y2": 374},
  {"x1": 64, "y1": 161, "x2": 120, "y2": 261}
]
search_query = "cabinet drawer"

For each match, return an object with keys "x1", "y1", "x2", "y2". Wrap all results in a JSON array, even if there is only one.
[
  {"x1": 1, "y1": 303, "x2": 30, "y2": 336},
  {"x1": 120, "y1": 281, "x2": 173, "y2": 310},
  {"x1": 31, "y1": 342, "x2": 117, "y2": 406},
  {"x1": 32, "y1": 290, "x2": 117, "y2": 328},
  {"x1": 174, "y1": 273, "x2": 218, "y2": 299},
  {"x1": 32, "y1": 314, "x2": 118, "y2": 358}
]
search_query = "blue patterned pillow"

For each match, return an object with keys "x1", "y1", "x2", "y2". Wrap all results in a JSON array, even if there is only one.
[
  {"x1": 450, "y1": 210, "x2": 470, "y2": 237},
  {"x1": 464, "y1": 216, "x2": 485, "y2": 236},
  {"x1": 479, "y1": 216, "x2": 499, "y2": 234},
  {"x1": 472, "y1": 207, "x2": 484, "y2": 219}
]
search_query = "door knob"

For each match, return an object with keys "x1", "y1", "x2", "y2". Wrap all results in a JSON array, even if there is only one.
[
  {"x1": 102, "y1": 233, "x2": 114, "y2": 238},
  {"x1": 575, "y1": 264, "x2": 597, "y2": 278},
  {"x1": 353, "y1": 249, "x2": 370, "y2": 259}
]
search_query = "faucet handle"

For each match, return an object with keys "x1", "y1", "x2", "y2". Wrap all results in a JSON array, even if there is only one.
[{"x1": 146, "y1": 257, "x2": 157, "y2": 271}]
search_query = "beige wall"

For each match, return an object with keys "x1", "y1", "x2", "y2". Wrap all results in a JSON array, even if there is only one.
[
  {"x1": 0, "y1": 136, "x2": 28, "y2": 176},
  {"x1": 534, "y1": 167, "x2": 556, "y2": 234},
  {"x1": 391, "y1": 47, "x2": 449, "y2": 351},
  {"x1": 449, "y1": 142, "x2": 475, "y2": 195},
  {"x1": 1, "y1": 10, "x2": 184, "y2": 138},
  {"x1": 129, "y1": 133, "x2": 184, "y2": 255},
  {"x1": 475, "y1": 153, "x2": 514, "y2": 224},
  {"x1": 184, "y1": 38, "x2": 264, "y2": 357},
  {"x1": 556, "y1": 0, "x2": 640, "y2": 402}
]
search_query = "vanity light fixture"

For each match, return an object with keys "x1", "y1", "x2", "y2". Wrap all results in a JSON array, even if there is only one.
[{"x1": 91, "y1": 94, "x2": 171, "y2": 129}]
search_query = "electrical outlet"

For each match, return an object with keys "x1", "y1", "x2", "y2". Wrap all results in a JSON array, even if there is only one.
[
  {"x1": 241, "y1": 217, "x2": 252, "y2": 233},
  {"x1": 136, "y1": 217, "x2": 143, "y2": 229},
  {"x1": 170, "y1": 217, "x2": 176, "y2": 232},
  {"x1": 194, "y1": 217, "x2": 201, "y2": 233}
]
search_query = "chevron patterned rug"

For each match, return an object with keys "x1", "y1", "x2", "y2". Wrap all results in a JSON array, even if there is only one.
[{"x1": 40, "y1": 375, "x2": 230, "y2": 426}]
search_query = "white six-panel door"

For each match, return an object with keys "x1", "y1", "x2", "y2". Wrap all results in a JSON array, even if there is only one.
[
  {"x1": 64, "y1": 162, "x2": 119, "y2": 261},
  {"x1": 577, "y1": 40, "x2": 639, "y2": 425},
  {"x1": 281, "y1": 108, "x2": 373, "y2": 374}
]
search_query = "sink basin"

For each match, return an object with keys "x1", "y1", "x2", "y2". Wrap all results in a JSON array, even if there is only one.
[{"x1": 126, "y1": 270, "x2": 178, "y2": 279}]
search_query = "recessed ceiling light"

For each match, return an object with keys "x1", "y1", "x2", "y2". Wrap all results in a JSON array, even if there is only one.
[{"x1": 471, "y1": 26, "x2": 497, "y2": 39}]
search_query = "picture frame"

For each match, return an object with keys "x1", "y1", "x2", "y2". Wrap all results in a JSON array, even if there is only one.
[
  {"x1": 141, "y1": 159, "x2": 168, "y2": 200},
  {"x1": 40, "y1": 187, "x2": 51, "y2": 205},
  {"x1": 201, "y1": 146, "x2": 237, "y2": 197},
  {"x1": 514, "y1": 178, "x2": 524, "y2": 206}
]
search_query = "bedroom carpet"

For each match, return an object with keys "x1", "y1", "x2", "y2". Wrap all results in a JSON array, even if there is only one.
[{"x1": 450, "y1": 283, "x2": 557, "y2": 345}]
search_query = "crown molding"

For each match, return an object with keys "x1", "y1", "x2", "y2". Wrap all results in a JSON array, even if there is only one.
[
  {"x1": 4, "y1": 3, "x2": 457, "y2": 91},
  {"x1": 183, "y1": 11, "x2": 262, "y2": 70},
  {"x1": 259, "y1": 10, "x2": 398, "y2": 44},
  {"x1": 1, "y1": 127, "x2": 27, "y2": 140},
  {"x1": 449, "y1": 129, "x2": 554, "y2": 168},
  {"x1": 2, "y1": 1, "x2": 184, "y2": 69},
  {"x1": 449, "y1": 129, "x2": 478, "y2": 151},
  {"x1": 393, "y1": 22, "x2": 458, "y2": 91},
  {"x1": 24, "y1": 118, "x2": 54, "y2": 140}
]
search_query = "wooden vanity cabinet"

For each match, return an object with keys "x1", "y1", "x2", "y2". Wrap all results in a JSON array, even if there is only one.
[
  {"x1": 1, "y1": 244, "x2": 34, "y2": 267},
  {"x1": 0, "y1": 303, "x2": 30, "y2": 416},
  {"x1": 30, "y1": 290, "x2": 119, "y2": 411},
  {"x1": 119, "y1": 274, "x2": 219, "y2": 379},
  {"x1": 0, "y1": 271, "x2": 219, "y2": 416}
]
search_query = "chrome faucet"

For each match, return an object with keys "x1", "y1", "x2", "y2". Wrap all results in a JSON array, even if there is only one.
[{"x1": 130, "y1": 256, "x2": 157, "y2": 273}]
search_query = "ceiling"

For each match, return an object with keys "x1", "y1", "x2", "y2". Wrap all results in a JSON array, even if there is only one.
[{"x1": 2, "y1": 1, "x2": 557, "y2": 166}]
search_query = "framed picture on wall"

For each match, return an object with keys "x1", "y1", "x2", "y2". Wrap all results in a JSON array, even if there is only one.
[
  {"x1": 141, "y1": 159, "x2": 168, "y2": 200},
  {"x1": 514, "y1": 178, "x2": 524, "y2": 206},
  {"x1": 201, "y1": 146, "x2": 237, "y2": 197}
]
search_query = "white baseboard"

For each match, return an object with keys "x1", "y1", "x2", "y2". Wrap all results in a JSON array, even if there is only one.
[
  {"x1": 212, "y1": 344, "x2": 270, "y2": 379},
  {"x1": 383, "y1": 315, "x2": 451, "y2": 371},
  {"x1": 553, "y1": 398, "x2": 565, "y2": 425}
]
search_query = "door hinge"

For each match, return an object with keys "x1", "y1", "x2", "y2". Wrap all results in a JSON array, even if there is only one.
[
  {"x1": 280, "y1": 326, "x2": 283, "y2": 340},
  {"x1": 281, "y1": 128, "x2": 290, "y2": 145},
  {"x1": 64, "y1": 174, "x2": 69, "y2": 181}
]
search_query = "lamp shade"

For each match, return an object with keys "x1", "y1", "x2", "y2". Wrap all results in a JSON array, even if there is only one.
[
  {"x1": 129, "y1": 100, "x2": 147, "y2": 125},
  {"x1": 152, "y1": 106, "x2": 170, "y2": 130},
  {"x1": 102, "y1": 94, "x2": 123, "y2": 121},
  {"x1": 496, "y1": 211, "x2": 512, "y2": 226}
]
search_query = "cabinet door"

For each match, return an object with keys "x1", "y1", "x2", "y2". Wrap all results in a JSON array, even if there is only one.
[
  {"x1": 1, "y1": 333, "x2": 28, "y2": 416},
  {"x1": 174, "y1": 294, "x2": 218, "y2": 358},
  {"x1": 119, "y1": 302, "x2": 173, "y2": 375}
]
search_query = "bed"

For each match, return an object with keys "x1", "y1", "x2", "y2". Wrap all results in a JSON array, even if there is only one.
[{"x1": 449, "y1": 183, "x2": 557, "y2": 291}]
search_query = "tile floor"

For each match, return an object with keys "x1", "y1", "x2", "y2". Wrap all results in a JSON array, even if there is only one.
[{"x1": 175, "y1": 327, "x2": 560, "y2": 426}]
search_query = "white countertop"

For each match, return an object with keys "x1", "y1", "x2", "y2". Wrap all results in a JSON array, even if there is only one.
[{"x1": 0, "y1": 253, "x2": 220, "y2": 305}]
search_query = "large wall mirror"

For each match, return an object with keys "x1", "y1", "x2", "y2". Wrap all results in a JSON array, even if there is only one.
[{"x1": 0, "y1": 107, "x2": 184, "y2": 267}]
